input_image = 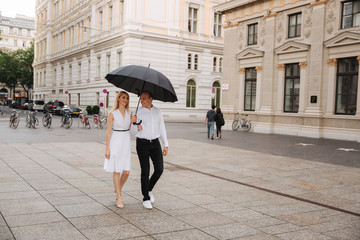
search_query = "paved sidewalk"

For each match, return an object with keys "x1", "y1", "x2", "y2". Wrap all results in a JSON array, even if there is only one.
[{"x1": 0, "y1": 139, "x2": 359, "y2": 240}]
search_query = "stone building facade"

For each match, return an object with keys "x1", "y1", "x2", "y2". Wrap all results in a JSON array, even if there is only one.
[
  {"x1": 215, "y1": 0, "x2": 360, "y2": 141},
  {"x1": 0, "y1": 13, "x2": 35, "y2": 101},
  {"x1": 33, "y1": 0, "x2": 224, "y2": 121}
]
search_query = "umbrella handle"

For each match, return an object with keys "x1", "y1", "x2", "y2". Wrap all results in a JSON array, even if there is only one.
[{"x1": 133, "y1": 120, "x2": 142, "y2": 125}]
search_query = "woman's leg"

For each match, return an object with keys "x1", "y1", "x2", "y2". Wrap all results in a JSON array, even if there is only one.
[
  {"x1": 113, "y1": 172, "x2": 123, "y2": 208},
  {"x1": 119, "y1": 170, "x2": 130, "y2": 193}
]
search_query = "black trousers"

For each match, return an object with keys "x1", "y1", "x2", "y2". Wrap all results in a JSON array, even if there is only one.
[
  {"x1": 136, "y1": 138, "x2": 164, "y2": 201},
  {"x1": 216, "y1": 125, "x2": 222, "y2": 137}
]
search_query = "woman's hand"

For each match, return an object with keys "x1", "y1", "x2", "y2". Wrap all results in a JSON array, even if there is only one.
[
  {"x1": 137, "y1": 125, "x2": 142, "y2": 131},
  {"x1": 105, "y1": 149, "x2": 110, "y2": 159}
]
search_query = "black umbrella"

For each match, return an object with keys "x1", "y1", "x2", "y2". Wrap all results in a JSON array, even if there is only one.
[{"x1": 105, "y1": 64, "x2": 178, "y2": 122}]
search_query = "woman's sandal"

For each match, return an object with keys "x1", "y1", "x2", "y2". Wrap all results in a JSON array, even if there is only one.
[{"x1": 116, "y1": 193, "x2": 124, "y2": 208}]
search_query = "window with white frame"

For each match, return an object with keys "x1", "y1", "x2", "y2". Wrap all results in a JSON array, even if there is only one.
[
  {"x1": 288, "y1": 13, "x2": 302, "y2": 38},
  {"x1": 213, "y1": 57, "x2": 217, "y2": 72},
  {"x1": 248, "y1": 23, "x2": 258, "y2": 45},
  {"x1": 213, "y1": 12, "x2": 222, "y2": 37},
  {"x1": 187, "y1": 54, "x2": 192, "y2": 69},
  {"x1": 194, "y1": 54, "x2": 198, "y2": 70},
  {"x1": 244, "y1": 68, "x2": 257, "y2": 111},
  {"x1": 99, "y1": 9, "x2": 103, "y2": 32},
  {"x1": 78, "y1": 62, "x2": 81, "y2": 82},
  {"x1": 188, "y1": 6, "x2": 198, "y2": 33},
  {"x1": 186, "y1": 79, "x2": 196, "y2": 108},
  {"x1": 120, "y1": 0, "x2": 124, "y2": 25},
  {"x1": 117, "y1": 52, "x2": 122, "y2": 68},
  {"x1": 97, "y1": 56, "x2": 101, "y2": 77},
  {"x1": 88, "y1": 59, "x2": 91, "y2": 81},
  {"x1": 109, "y1": 5, "x2": 113, "y2": 30},
  {"x1": 342, "y1": 0, "x2": 360, "y2": 29},
  {"x1": 12, "y1": 28, "x2": 18, "y2": 35},
  {"x1": 284, "y1": 63, "x2": 300, "y2": 112},
  {"x1": 106, "y1": 55, "x2": 111, "y2": 73},
  {"x1": 69, "y1": 64, "x2": 72, "y2": 84},
  {"x1": 212, "y1": 81, "x2": 221, "y2": 108}
]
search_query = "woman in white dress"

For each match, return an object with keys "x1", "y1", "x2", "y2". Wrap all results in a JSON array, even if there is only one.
[{"x1": 104, "y1": 91, "x2": 132, "y2": 208}]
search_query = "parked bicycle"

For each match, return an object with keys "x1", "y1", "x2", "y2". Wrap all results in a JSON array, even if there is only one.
[
  {"x1": 61, "y1": 110, "x2": 73, "y2": 129},
  {"x1": 232, "y1": 113, "x2": 251, "y2": 132},
  {"x1": 42, "y1": 110, "x2": 52, "y2": 129},
  {"x1": 26, "y1": 111, "x2": 39, "y2": 128},
  {"x1": 79, "y1": 110, "x2": 90, "y2": 129},
  {"x1": 9, "y1": 110, "x2": 19, "y2": 129},
  {"x1": 93, "y1": 113, "x2": 107, "y2": 129}
]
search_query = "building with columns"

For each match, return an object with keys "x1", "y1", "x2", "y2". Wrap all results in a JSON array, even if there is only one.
[
  {"x1": 33, "y1": 0, "x2": 225, "y2": 121},
  {"x1": 215, "y1": 0, "x2": 360, "y2": 141}
]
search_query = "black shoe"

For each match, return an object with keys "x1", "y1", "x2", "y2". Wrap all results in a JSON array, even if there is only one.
[{"x1": 211, "y1": 136, "x2": 214, "y2": 140}]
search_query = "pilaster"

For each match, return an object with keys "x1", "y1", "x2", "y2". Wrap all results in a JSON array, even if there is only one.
[
  {"x1": 238, "y1": 68, "x2": 245, "y2": 113},
  {"x1": 276, "y1": 64, "x2": 285, "y2": 113},
  {"x1": 326, "y1": 58, "x2": 337, "y2": 115},
  {"x1": 298, "y1": 61, "x2": 307, "y2": 114}
]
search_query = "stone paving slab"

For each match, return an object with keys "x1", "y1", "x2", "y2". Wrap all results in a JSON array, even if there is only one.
[{"x1": 0, "y1": 139, "x2": 359, "y2": 239}]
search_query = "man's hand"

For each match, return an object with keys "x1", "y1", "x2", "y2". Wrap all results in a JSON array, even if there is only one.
[
  {"x1": 163, "y1": 147, "x2": 168, "y2": 156},
  {"x1": 131, "y1": 115, "x2": 137, "y2": 123}
]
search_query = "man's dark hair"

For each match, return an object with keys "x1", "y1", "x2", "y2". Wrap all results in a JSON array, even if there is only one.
[
  {"x1": 142, "y1": 91, "x2": 153, "y2": 99},
  {"x1": 211, "y1": 105, "x2": 215, "y2": 110}
]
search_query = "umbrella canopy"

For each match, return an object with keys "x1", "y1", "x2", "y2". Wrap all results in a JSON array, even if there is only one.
[{"x1": 105, "y1": 65, "x2": 178, "y2": 102}]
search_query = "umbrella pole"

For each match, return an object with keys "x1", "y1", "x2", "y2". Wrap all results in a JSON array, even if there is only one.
[{"x1": 133, "y1": 64, "x2": 150, "y2": 125}]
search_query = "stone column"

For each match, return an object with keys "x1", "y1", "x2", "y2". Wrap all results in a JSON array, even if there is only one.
[
  {"x1": 357, "y1": 56, "x2": 360, "y2": 116},
  {"x1": 255, "y1": 66, "x2": 262, "y2": 111},
  {"x1": 326, "y1": 58, "x2": 337, "y2": 115},
  {"x1": 306, "y1": 1, "x2": 327, "y2": 115},
  {"x1": 260, "y1": 14, "x2": 277, "y2": 113},
  {"x1": 276, "y1": 64, "x2": 285, "y2": 113},
  {"x1": 238, "y1": 68, "x2": 245, "y2": 113},
  {"x1": 299, "y1": 61, "x2": 307, "y2": 114}
]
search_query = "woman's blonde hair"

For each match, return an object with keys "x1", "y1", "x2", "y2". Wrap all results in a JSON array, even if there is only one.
[{"x1": 110, "y1": 91, "x2": 129, "y2": 114}]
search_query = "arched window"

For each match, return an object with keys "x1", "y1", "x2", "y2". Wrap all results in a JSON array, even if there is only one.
[
  {"x1": 212, "y1": 81, "x2": 221, "y2": 107},
  {"x1": 194, "y1": 54, "x2": 198, "y2": 70},
  {"x1": 213, "y1": 57, "x2": 217, "y2": 72},
  {"x1": 186, "y1": 79, "x2": 196, "y2": 108},
  {"x1": 187, "y1": 54, "x2": 192, "y2": 69},
  {"x1": 219, "y1": 58, "x2": 223, "y2": 72}
]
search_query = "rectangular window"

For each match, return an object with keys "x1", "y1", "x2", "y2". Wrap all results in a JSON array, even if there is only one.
[
  {"x1": 117, "y1": 52, "x2": 122, "y2": 68},
  {"x1": 248, "y1": 23, "x2": 258, "y2": 45},
  {"x1": 99, "y1": 10, "x2": 103, "y2": 32},
  {"x1": 244, "y1": 68, "x2": 257, "y2": 111},
  {"x1": 336, "y1": 57, "x2": 358, "y2": 115},
  {"x1": 342, "y1": 0, "x2": 360, "y2": 29},
  {"x1": 13, "y1": 28, "x2": 18, "y2": 35},
  {"x1": 188, "y1": 7, "x2": 198, "y2": 33},
  {"x1": 97, "y1": 56, "x2": 101, "y2": 77},
  {"x1": 213, "y1": 13, "x2": 222, "y2": 37},
  {"x1": 120, "y1": 0, "x2": 124, "y2": 26},
  {"x1": 78, "y1": 62, "x2": 81, "y2": 83},
  {"x1": 288, "y1": 13, "x2": 302, "y2": 38},
  {"x1": 106, "y1": 55, "x2": 111, "y2": 73},
  {"x1": 88, "y1": 59, "x2": 91, "y2": 82},
  {"x1": 284, "y1": 63, "x2": 300, "y2": 112},
  {"x1": 109, "y1": 5, "x2": 113, "y2": 30},
  {"x1": 69, "y1": 64, "x2": 72, "y2": 84},
  {"x1": 78, "y1": 93, "x2": 80, "y2": 106},
  {"x1": 194, "y1": 54, "x2": 198, "y2": 70}
]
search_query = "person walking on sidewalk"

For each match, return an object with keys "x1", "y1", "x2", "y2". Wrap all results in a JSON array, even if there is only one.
[
  {"x1": 205, "y1": 105, "x2": 216, "y2": 140},
  {"x1": 215, "y1": 107, "x2": 224, "y2": 139},
  {"x1": 132, "y1": 91, "x2": 168, "y2": 210},
  {"x1": 104, "y1": 91, "x2": 132, "y2": 209}
]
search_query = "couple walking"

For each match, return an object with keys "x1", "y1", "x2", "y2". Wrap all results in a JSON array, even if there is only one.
[
  {"x1": 104, "y1": 91, "x2": 168, "y2": 210},
  {"x1": 204, "y1": 105, "x2": 224, "y2": 139}
]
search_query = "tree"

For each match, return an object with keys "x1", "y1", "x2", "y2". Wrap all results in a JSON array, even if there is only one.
[
  {"x1": 15, "y1": 41, "x2": 34, "y2": 98},
  {"x1": 0, "y1": 50, "x2": 19, "y2": 97}
]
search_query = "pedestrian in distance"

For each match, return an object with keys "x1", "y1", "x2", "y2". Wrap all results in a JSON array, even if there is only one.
[
  {"x1": 104, "y1": 91, "x2": 132, "y2": 209},
  {"x1": 131, "y1": 91, "x2": 168, "y2": 210},
  {"x1": 205, "y1": 105, "x2": 216, "y2": 140},
  {"x1": 215, "y1": 107, "x2": 225, "y2": 139}
]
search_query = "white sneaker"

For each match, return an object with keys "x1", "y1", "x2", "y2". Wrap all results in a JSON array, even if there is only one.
[
  {"x1": 143, "y1": 200, "x2": 152, "y2": 210},
  {"x1": 149, "y1": 191, "x2": 155, "y2": 203}
]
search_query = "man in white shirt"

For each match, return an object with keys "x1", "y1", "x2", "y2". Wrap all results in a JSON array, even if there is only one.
[{"x1": 131, "y1": 91, "x2": 168, "y2": 210}]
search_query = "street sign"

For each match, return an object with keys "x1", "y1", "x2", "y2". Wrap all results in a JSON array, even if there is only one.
[
  {"x1": 103, "y1": 89, "x2": 107, "y2": 94},
  {"x1": 99, "y1": 102, "x2": 104, "y2": 107}
]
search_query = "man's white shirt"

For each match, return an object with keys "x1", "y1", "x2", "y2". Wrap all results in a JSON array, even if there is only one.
[{"x1": 132, "y1": 106, "x2": 169, "y2": 147}]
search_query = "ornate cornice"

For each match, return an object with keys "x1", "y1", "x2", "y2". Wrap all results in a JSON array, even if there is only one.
[
  {"x1": 239, "y1": 68, "x2": 245, "y2": 74},
  {"x1": 299, "y1": 62, "x2": 307, "y2": 69},
  {"x1": 255, "y1": 66, "x2": 262, "y2": 73},
  {"x1": 311, "y1": 0, "x2": 328, "y2": 7},
  {"x1": 327, "y1": 58, "x2": 337, "y2": 66},
  {"x1": 277, "y1": 64, "x2": 285, "y2": 71}
]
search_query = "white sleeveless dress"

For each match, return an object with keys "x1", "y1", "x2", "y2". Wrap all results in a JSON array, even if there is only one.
[{"x1": 104, "y1": 109, "x2": 131, "y2": 173}]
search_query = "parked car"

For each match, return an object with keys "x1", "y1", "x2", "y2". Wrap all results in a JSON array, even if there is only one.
[
  {"x1": 10, "y1": 101, "x2": 18, "y2": 109},
  {"x1": 16, "y1": 97, "x2": 28, "y2": 109},
  {"x1": 59, "y1": 105, "x2": 82, "y2": 117},
  {"x1": 44, "y1": 100, "x2": 65, "y2": 115},
  {"x1": 28, "y1": 100, "x2": 45, "y2": 111}
]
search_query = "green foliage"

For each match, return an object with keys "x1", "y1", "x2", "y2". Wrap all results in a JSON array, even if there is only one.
[
  {"x1": 92, "y1": 105, "x2": 100, "y2": 114},
  {"x1": 86, "y1": 106, "x2": 93, "y2": 115},
  {"x1": 0, "y1": 41, "x2": 34, "y2": 97}
]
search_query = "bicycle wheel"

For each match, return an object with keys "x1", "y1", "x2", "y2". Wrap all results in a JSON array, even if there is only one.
[
  {"x1": 9, "y1": 117, "x2": 13, "y2": 127},
  {"x1": 42, "y1": 115, "x2": 48, "y2": 127},
  {"x1": 242, "y1": 120, "x2": 251, "y2": 132},
  {"x1": 65, "y1": 117, "x2": 73, "y2": 129},
  {"x1": 232, "y1": 120, "x2": 240, "y2": 131},
  {"x1": 13, "y1": 117, "x2": 19, "y2": 129},
  {"x1": 33, "y1": 117, "x2": 39, "y2": 128},
  {"x1": 26, "y1": 115, "x2": 31, "y2": 128},
  {"x1": 47, "y1": 117, "x2": 52, "y2": 129},
  {"x1": 85, "y1": 119, "x2": 91, "y2": 129}
]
